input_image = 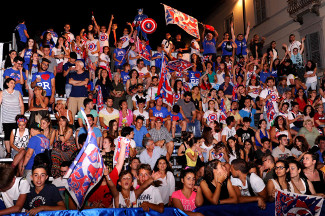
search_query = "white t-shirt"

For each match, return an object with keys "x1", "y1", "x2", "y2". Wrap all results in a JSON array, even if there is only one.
[
  {"x1": 221, "y1": 126, "x2": 236, "y2": 141},
  {"x1": 98, "y1": 32, "x2": 109, "y2": 48},
  {"x1": 288, "y1": 110, "x2": 302, "y2": 128},
  {"x1": 157, "y1": 171, "x2": 175, "y2": 205},
  {"x1": 120, "y1": 34, "x2": 130, "y2": 49},
  {"x1": 133, "y1": 109, "x2": 149, "y2": 126},
  {"x1": 128, "y1": 50, "x2": 138, "y2": 67},
  {"x1": 260, "y1": 87, "x2": 279, "y2": 113},
  {"x1": 134, "y1": 66, "x2": 149, "y2": 77},
  {"x1": 306, "y1": 70, "x2": 317, "y2": 83},
  {"x1": 288, "y1": 40, "x2": 301, "y2": 54},
  {"x1": 231, "y1": 173, "x2": 265, "y2": 196},
  {"x1": 190, "y1": 39, "x2": 200, "y2": 56},
  {"x1": 86, "y1": 39, "x2": 99, "y2": 57},
  {"x1": 99, "y1": 53, "x2": 110, "y2": 68},
  {"x1": 147, "y1": 86, "x2": 158, "y2": 101},
  {"x1": 203, "y1": 110, "x2": 221, "y2": 125},
  {"x1": 1, "y1": 177, "x2": 30, "y2": 208},
  {"x1": 162, "y1": 39, "x2": 173, "y2": 54},
  {"x1": 137, "y1": 185, "x2": 163, "y2": 207}
]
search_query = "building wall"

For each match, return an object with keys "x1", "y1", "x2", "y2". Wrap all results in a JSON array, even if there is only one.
[{"x1": 205, "y1": 0, "x2": 324, "y2": 69}]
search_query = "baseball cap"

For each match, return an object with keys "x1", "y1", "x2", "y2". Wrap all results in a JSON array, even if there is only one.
[{"x1": 155, "y1": 117, "x2": 163, "y2": 122}]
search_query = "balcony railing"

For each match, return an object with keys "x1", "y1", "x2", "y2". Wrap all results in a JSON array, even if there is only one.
[{"x1": 287, "y1": 0, "x2": 321, "y2": 23}]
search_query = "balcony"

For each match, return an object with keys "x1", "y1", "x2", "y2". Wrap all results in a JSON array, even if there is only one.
[{"x1": 287, "y1": 0, "x2": 321, "y2": 24}]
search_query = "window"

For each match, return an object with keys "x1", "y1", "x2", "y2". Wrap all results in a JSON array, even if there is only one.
[
  {"x1": 224, "y1": 13, "x2": 234, "y2": 34},
  {"x1": 255, "y1": 0, "x2": 266, "y2": 24},
  {"x1": 305, "y1": 31, "x2": 322, "y2": 67}
]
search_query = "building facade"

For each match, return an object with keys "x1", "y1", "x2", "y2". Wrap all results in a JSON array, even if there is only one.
[{"x1": 206, "y1": 0, "x2": 324, "y2": 70}]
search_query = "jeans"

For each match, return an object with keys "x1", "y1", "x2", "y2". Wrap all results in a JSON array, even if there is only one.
[
  {"x1": 187, "y1": 116, "x2": 201, "y2": 137},
  {"x1": 306, "y1": 81, "x2": 317, "y2": 91}
]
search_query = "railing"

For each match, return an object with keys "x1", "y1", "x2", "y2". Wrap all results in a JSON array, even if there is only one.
[{"x1": 287, "y1": 0, "x2": 321, "y2": 15}]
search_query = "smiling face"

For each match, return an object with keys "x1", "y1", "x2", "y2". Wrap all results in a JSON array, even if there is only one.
[{"x1": 31, "y1": 168, "x2": 48, "y2": 188}]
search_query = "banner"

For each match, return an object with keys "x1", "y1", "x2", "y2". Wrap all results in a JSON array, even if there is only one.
[
  {"x1": 163, "y1": 4, "x2": 200, "y2": 39},
  {"x1": 157, "y1": 54, "x2": 174, "y2": 107},
  {"x1": 275, "y1": 190, "x2": 324, "y2": 216},
  {"x1": 63, "y1": 108, "x2": 104, "y2": 209}
]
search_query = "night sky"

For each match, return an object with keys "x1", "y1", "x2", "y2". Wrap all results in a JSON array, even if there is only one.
[{"x1": 0, "y1": 1, "x2": 220, "y2": 49}]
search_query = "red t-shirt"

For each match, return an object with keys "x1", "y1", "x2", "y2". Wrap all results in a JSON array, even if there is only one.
[
  {"x1": 314, "y1": 112, "x2": 325, "y2": 127},
  {"x1": 87, "y1": 167, "x2": 119, "y2": 207}
]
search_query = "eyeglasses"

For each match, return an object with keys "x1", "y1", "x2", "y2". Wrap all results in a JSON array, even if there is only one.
[{"x1": 275, "y1": 166, "x2": 285, "y2": 170}]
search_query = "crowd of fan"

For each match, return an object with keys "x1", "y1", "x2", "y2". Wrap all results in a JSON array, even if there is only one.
[{"x1": 0, "y1": 15, "x2": 325, "y2": 216}]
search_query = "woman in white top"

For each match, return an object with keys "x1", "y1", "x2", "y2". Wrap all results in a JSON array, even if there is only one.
[
  {"x1": 304, "y1": 60, "x2": 317, "y2": 91},
  {"x1": 266, "y1": 160, "x2": 300, "y2": 202},
  {"x1": 153, "y1": 157, "x2": 175, "y2": 206},
  {"x1": 10, "y1": 115, "x2": 29, "y2": 157},
  {"x1": 288, "y1": 160, "x2": 316, "y2": 196}
]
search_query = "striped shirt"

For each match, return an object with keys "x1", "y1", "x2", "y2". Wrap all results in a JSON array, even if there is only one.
[{"x1": 2, "y1": 90, "x2": 21, "y2": 123}]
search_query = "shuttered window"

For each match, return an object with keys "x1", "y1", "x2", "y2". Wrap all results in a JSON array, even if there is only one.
[{"x1": 306, "y1": 31, "x2": 322, "y2": 67}]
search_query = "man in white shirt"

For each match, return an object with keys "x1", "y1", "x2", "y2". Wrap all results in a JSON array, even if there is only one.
[
  {"x1": 161, "y1": 33, "x2": 173, "y2": 58},
  {"x1": 139, "y1": 138, "x2": 167, "y2": 170},
  {"x1": 99, "y1": 96, "x2": 119, "y2": 129},
  {"x1": 230, "y1": 159, "x2": 267, "y2": 210},
  {"x1": 136, "y1": 163, "x2": 164, "y2": 213},
  {"x1": 221, "y1": 116, "x2": 237, "y2": 144},
  {"x1": 287, "y1": 34, "x2": 302, "y2": 55}
]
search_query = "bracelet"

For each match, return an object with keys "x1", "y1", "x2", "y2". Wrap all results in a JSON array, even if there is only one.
[{"x1": 217, "y1": 181, "x2": 223, "y2": 185}]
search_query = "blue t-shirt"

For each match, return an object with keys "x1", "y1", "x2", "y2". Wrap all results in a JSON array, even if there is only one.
[
  {"x1": 69, "y1": 71, "x2": 89, "y2": 97},
  {"x1": 239, "y1": 108, "x2": 257, "y2": 127},
  {"x1": 169, "y1": 112, "x2": 183, "y2": 122},
  {"x1": 235, "y1": 38, "x2": 247, "y2": 55},
  {"x1": 31, "y1": 71, "x2": 55, "y2": 97},
  {"x1": 152, "y1": 52, "x2": 163, "y2": 69},
  {"x1": 15, "y1": 24, "x2": 27, "y2": 42},
  {"x1": 79, "y1": 127, "x2": 102, "y2": 138},
  {"x1": 187, "y1": 70, "x2": 201, "y2": 87},
  {"x1": 221, "y1": 41, "x2": 233, "y2": 56},
  {"x1": 3, "y1": 68, "x2": 27, "y2": 96},
  {"x1": 121, "y1": 71, "x2": 130, "y2": 85},
  {"x1": 63, "y1": 62, "x2": 76, "y2": 84},
  {"x1": 25, "y1": 134, "x2": 50, "y2": 170},
  {"x1": 259, "y1": 70, "x2": 271, "y2": 84},
  {"x1": 131, "y1": 125, "x2": 149, "y2": 148},
  {"x1": 23, "y1": 48, "x2": 33, "y2": 70},
  {"x1": 114, "y1": 48, "x2": 126, "y2": 66},
  {"x1": 150, "y1": 106, "x2": 169, "y2": 119},
  {"x1": 202, "y1": 38, "x2": 217, "y2": 55}
]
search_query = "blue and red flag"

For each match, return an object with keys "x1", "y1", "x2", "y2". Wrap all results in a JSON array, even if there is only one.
[
  {"x1": 220, "y1": 98, "x2": 227, "y2": 122},
  {"x1": 163, "y1": 4, "x2": 200, "y2": 39},
  {"x1": 275, "y1": 190, "x2": 324, "y2": 216},
  {"x1": 64, "y1": 108, "x2": 104, "y2": 209},
  {"x1": 167, "y1": 59, "x2": 193, "y2": 73},
  {"x1": 157, "y1": 54, "x2": 174, "y2": 107},
  {"x1": 136, "y1": 36, "x2": 151, "y2": 61},
  {"x1": 96, "y1": 85, "x2": 104, "y2": 112}
]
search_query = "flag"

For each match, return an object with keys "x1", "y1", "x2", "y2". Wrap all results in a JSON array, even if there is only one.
[
  {"x1": 275, "y1": 190, "x2": 324, "y2": 216},
  {"x1": 96, "y1": 85, "x2": 104, "y2": 112},
  {"x1": 163, "y1": 4, "x2": 200, "y2": 39},
  {"x1": 157, "y1": 54, "x2": 174, "y2": 107},
  {"x1": 220, "y1": 98, "x2": 227, "y2": 122},
  {"x1": 64, "y1": 108, "x2": 104, "y2": 209},
  {"x1": 167, "y1": 59, "x2": 193, "y2": 73},
  {"x1": 136, "y1": 36, "x2": 151, "y2": 61}
]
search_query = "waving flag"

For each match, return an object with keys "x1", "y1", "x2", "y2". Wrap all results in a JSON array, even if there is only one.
[
  {"x1": 96, "y1": 85, "x2": 104, "y2": 112},
  {"x1": 220, "y1": 98, "x2": 227, "y2": 122},
  {"x1": 265, "y1": 98, "x2": 276, "y2": 123},
  {"x1": 157, "y1": 54, "x2": 174, "y2": 107},
  {"x1": 163, "y1": 4, "x2": 200, "y2": 39},
  {"x1": 64, "y1": 108, "x2": 104, "y2": 209},
  {"x1": 136, "y1": 36, "x2": 151, "y2": 61},
  {"x1": 167, "y1": 59, "x2": 193, "y2": 73},
  {"x1": 275, "y1": 190, "x2": 324, "y2": 216}
]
